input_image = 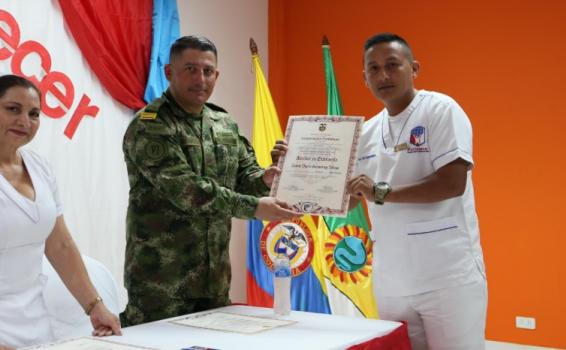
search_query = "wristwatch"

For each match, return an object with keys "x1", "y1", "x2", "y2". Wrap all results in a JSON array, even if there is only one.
[{"x1": 373, "y1": 182, "x2": 392, "y2": 205}]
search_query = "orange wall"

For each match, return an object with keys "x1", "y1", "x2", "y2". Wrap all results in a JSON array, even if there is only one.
[{"x1": 269, "y1": 0, "x2": 566, "y2": 348}]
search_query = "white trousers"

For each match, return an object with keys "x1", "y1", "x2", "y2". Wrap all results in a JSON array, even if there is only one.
[{"x1": 377, "y1": 280, "x2": 487, "y2": 350}]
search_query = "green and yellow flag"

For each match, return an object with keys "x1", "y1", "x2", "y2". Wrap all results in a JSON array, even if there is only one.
[{"x1": 316, "y1": 35, "x2": 378, "y2": 318}]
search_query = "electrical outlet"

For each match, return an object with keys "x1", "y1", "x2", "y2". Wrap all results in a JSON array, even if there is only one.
[{"x1": 515, "y1": 316, "x2": 536, "y2": 330}]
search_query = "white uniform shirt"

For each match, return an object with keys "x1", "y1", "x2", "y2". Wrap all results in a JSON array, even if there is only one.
[
  {"x1": 0, "y1": 149, "x2": 62, "y2": 347},
  {"x1": 356, "y1": 90, "x2": 486, "y2": 297}
]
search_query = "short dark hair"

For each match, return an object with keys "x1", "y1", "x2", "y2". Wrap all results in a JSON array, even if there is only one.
[
  {"x1": 0, "y1": 74, "x2": 41, "y2": 100},
  {"x1": 170, "y1": 35, "x2": 218, "y2": 61},
  {"x1": 363, "y1": 32, "x2": 414, "y2": 61}
]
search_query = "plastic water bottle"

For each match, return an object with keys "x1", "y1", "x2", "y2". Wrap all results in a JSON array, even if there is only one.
[{"x1": 273, "y1": 246, "x2": 291, "y2": 316}]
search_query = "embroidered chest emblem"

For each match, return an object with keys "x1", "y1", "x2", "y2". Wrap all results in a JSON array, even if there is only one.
[
  {"x1": 410, "y1": 126, "x2": 426, "y2": 146},
  {"x1": 407, "y1": 126, "x2": 430, "y2": 153}
]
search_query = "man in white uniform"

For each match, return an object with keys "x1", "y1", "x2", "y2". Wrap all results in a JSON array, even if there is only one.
[{"x1": 347, "y1": 33, "x2": 487, "y2": 350}]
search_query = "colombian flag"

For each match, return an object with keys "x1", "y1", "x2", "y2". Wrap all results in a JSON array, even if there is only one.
[{"x1": 246, "y1": 42, "x2": 331, "y2": 313}]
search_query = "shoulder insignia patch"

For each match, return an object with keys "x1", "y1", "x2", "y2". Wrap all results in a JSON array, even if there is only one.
[
  {"x1": 144, "y1": 140, "x2": 166, "y2": 160},
  {"x1": 140, "y1": 112, "x2": 157, "y2": 120}
]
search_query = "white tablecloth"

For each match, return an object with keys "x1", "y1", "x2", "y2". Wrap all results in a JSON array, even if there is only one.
[{"x1": 107, "y1": 305, "x2": 404, "y2": 350}]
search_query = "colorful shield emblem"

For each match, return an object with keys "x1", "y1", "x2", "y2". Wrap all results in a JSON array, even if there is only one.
[
  {"x1": 409, "y1": 126, "x2": 426, "y2": 146},
  {"x1": 260, "y1": 218, "x2": 314, "y2": 276}
]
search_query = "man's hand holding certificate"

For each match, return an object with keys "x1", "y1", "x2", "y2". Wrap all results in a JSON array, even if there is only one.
[{"x1": 270, "y1": 115, "x2": 363, "y2": 217}]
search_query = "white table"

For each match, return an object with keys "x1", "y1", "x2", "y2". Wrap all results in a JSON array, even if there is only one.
[{"x1": 107, "y1": 305, "x2": 406, "y2": 350}]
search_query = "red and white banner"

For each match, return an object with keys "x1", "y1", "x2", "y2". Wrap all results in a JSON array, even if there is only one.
[{"x1": 0, "y1": 0, "x2": 132, "y2": 305}]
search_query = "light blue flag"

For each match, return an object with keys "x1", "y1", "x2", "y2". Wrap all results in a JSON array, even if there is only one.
[{"x1": 144, "y1": 0, "x2": 180, "y2": 103}]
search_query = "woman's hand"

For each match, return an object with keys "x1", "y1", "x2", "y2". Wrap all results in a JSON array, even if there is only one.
[
  {"x1": 0, "y1": 345, "x2": 15, "y2": 350},
  {"x1": 89, "y1": 302, "x2": 122, "y2": 337},
  {"x1": 45, "y1": 217, "x2": 122, "y2": 337}
]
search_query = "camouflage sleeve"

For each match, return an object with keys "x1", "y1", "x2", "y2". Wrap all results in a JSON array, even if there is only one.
[
  {"x1": 124, "y1": 118, "x2": 259, "y2": 219},
  {"x1": 234, "y1": 133, "x2": 270, "y2": 197}
]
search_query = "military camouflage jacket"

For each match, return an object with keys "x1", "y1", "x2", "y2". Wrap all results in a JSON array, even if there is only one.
[{"x1": 122, "y1": 90, "x2": 269, "y2": 323}]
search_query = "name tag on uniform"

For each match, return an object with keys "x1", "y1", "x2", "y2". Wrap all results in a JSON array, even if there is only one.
[
  {"x1": 217, "y1": 132, "x2": 237, "y2": 145},
  {"x1": 394, "y1": 143, "x2": 408, "y2": 152}
]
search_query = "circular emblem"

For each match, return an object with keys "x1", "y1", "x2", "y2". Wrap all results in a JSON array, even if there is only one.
[
  {"x1": 293, "y1": 201, "x2": 322, "y2": 213},
  {"x1": 324, "y1": 224, "x2": 373, "y2": 284},
  {"x1": 334, "y1": 236, "x2": 367, "y2": 272},
  {"x1": 260, "y1": 218, "x2": 314, "y2": 276},
  {"x1": 144, "y1": 140, "x2": 166, "y2": 160}
]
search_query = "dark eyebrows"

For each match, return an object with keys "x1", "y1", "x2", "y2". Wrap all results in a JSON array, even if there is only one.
[
  {"x1": 2, "y1": 101, "x2": 23, "y2": 108},
  {"x1": 365, "y1": 56, "x2": 402, "y2": 66},
  {"x1": 182, "y1": 62, "x2": 215, "y2": 69},
  {"x1": 385, "y1": 55, "x2": 403, "y2": 62}
]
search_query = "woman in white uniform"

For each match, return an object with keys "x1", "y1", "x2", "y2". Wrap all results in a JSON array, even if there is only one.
[{"x1": 0, "y1": 75, "x2": 121, "y2": 349}]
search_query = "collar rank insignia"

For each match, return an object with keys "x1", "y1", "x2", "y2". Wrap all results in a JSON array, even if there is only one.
[{"x1": 140, "y1": 112, "x2": 157, "y2": 120}]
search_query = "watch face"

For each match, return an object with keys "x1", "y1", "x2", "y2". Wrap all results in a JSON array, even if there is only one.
[
  {"x1": 374, "y1": 182, "x2": 391, "y2": 204},
  {"x1": 377, "y1": 183, "x2": 390, "y2": 194}
]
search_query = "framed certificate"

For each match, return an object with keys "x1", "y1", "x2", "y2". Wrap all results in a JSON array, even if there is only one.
[{"x1": 270, "y1": 115, "x2": 363, "y2": 217}]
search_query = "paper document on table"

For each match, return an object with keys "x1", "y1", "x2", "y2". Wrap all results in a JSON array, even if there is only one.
[
  {"x1": 170, "y1": 311, "x2": 296, "y2": 334},
  {"x1": 21, "y1": 337, "x2": 157, "y2": 350}
]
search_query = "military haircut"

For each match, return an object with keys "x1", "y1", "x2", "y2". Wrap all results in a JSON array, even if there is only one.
[
  {"x1": 170, "y1": 35, "x2": 218, "y2": 61},
  {"x1": 363, "y1": 32, "x2": 414, "y2": 62}
]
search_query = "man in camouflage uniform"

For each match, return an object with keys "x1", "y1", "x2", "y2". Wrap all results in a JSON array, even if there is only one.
[{"x1": 121, "y1": 35, "x2": 299, "y2": 326}]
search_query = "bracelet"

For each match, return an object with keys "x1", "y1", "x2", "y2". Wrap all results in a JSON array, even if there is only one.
[{"x1": 85, "y1": 296, "x2": 103, "y2": 315}]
